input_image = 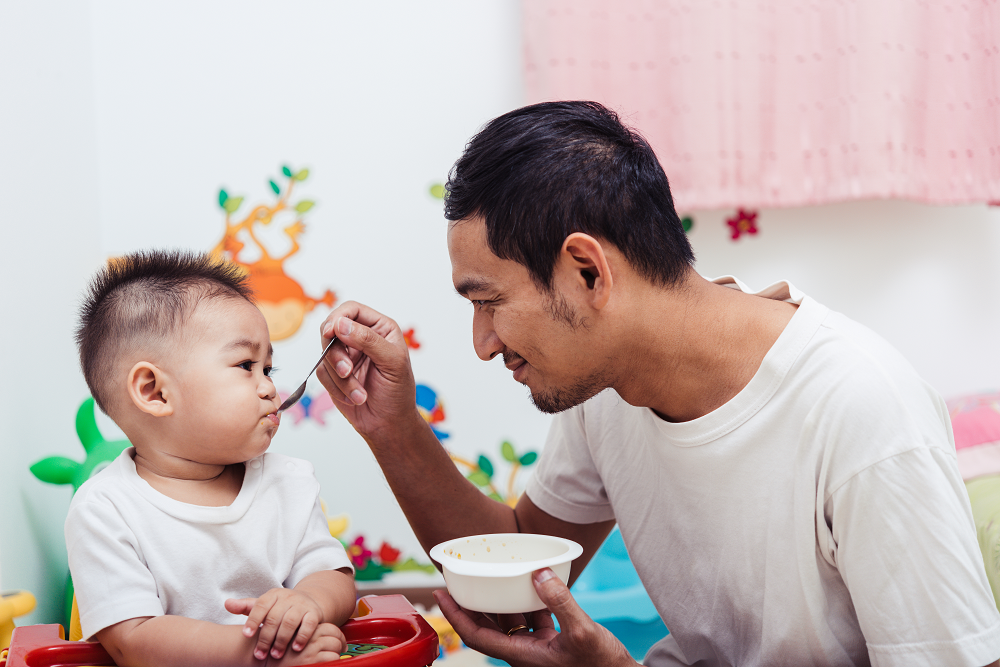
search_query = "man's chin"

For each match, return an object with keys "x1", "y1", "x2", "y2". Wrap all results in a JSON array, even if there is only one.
[{"x1": 527, "y1": 380, "x2": 607, "y2": 415}]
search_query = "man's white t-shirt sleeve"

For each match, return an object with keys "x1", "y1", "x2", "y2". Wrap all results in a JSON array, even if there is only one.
[
  {"x1": 285, "y1": 499, "x2": 354, "y2": 588},
  {"x1": 525, "y1": 402, "x2": 616, "y2": 524},
  {"x1": 828, "y1": 447, "x2": 1000, "y2": 667},
  {"x1": 66, "y1": 499, "x2": 164, "y2": 640}
]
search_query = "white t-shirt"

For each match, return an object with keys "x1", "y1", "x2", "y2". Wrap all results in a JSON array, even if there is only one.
[
  {"x1": 65, "y1": 449, "x2": 353, "y2": 641},
  {"x1": 526, "y1": 278, "x2": 1000, "y2": 667}
]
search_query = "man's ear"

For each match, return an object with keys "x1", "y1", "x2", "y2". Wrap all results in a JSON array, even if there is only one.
[
  {"x1": 127, "y1": 362, "x2": 173, "y2": 417},
  {"x1": 557, "y1": 233, "x2": 613, "y2": 309}
]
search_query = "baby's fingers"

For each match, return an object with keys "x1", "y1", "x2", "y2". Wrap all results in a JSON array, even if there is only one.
[
  {"x1": 224, "y1": 597, "x2": 257, "y2": 621},
  {"x1": 270, "y1": 607, "x2": 311, "y2": 659},
  {"x1": 289, "y1": 611, "x2": 321, "y2": 652}
]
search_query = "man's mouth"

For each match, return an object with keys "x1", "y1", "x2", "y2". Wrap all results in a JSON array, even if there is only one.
[{"x1": 503, "y1": 352, "x2": 528, "y2": 382}]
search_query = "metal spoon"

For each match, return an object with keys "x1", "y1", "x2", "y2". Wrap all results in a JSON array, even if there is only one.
[{"x1": 277, "y1": 337, "x2": 338, "y2": 413}]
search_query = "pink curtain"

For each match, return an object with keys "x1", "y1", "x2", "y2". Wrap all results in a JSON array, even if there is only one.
[{"x1": 523, "y1": 0, "x2": 1000, "y2": 211}]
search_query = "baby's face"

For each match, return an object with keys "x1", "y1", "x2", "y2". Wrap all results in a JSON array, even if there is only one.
[{"x1": 164, "y1": 297, "x2": 281, "y2": 465}]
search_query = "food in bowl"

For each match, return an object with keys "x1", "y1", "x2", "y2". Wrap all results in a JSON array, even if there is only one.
[{"x1": 429, "y1": 533, "x2": 583, "y2": 613}]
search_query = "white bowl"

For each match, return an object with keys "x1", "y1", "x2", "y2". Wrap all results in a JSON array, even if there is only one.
[{"x1": 429, "y1": 533, "x2": 583, "y2": 613}]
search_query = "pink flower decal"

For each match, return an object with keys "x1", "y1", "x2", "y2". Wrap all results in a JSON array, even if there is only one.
[
  {"x1": 347, "y1": 535, "x2": 373, "y2": 569},
  {"x1": 726, "y1": 208, "x2": 759, "y2": 240}
]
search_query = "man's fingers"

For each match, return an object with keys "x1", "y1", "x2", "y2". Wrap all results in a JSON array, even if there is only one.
[
  {"x1": 532, "y1": 568, "x2": 591, "y2": 632},
  {"x1": 328, "y1": 315, "x2": 402, "y2": 371}
]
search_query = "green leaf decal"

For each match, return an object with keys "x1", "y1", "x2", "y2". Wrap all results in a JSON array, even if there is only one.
[
  {"x1": 269, "y1": 180, "x2": 281, "y2": 195},
  {"x1": 681, "y1": 216, "x2": 693, "y2": 233},
  {"x1": 501, "y1": 441, "x2": 516, "y2": 463},
  {"x1": 218, "y1": 189, "x2": 229, "y2": 208},
  {"x1": 519, "y1": 451, "x2": 538, "y2": 466},
  {"x1": 30, "y1": 457, "x2": 80, "y2": 485},
  {"x1": 478, "y1": 455, "x2": 494, "y2": 478},
  {"x1": 488, "y1": 492, "x2": 504, "y2": 503},
  {"x1": 429, "y1": 183, "x2": 446, "y2": 199},
  {"x1": 223, "y1": 196, "x2": 243, "y2": 214},
  {"x1": 282, "y1": 165, "x2": 293, "y2": 178},
  {"x1": 467, "y1": 470, "x2": 490, "y2": 487},
  {"x1": 294, "y1": 200, "x2": 315, "y2": 214},
  {"x1": 293, "y1": 169, "x2": 310, "y2": 181}
]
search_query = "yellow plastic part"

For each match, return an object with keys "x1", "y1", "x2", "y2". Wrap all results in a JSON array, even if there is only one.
[
  {"x1": 0, "y1": 590, "x2": 36, "y2": 650},
  {"x1": 69, "y1": 595, "x2": 83, "y2": 642}
]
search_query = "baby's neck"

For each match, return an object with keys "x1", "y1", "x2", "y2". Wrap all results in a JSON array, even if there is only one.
[{"x1": 133, "y1": 450, "x2": 247, "y2": 507}]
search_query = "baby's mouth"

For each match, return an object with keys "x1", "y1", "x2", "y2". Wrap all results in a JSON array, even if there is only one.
[{"x1": 263, "y1": 411, "x2": 280, "y2": 426}]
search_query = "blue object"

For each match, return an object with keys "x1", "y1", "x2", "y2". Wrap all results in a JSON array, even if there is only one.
[{"x1": 486, "y1": 527, "x2": 668, "y2": 665}]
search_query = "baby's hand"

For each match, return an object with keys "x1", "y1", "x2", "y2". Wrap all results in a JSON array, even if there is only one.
[
  {"x1": 268, "y1": 623, "x2": 346, "y2": 666},
  {"x1": 225, "y1": 588, "x2": 327, "y2": 661}
]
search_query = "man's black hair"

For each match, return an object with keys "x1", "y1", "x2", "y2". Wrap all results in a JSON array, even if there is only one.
[
  {"x1": 444, "y1": 100, "x2": 694, "y2": 290},
  {"x1": 76, "y1": 249, "x2": 253, "y2": 416}
]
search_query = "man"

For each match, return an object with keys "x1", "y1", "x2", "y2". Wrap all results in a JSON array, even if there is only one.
[{"x1": 316, "y1": 101, "x2": 1000, "y2": 666}]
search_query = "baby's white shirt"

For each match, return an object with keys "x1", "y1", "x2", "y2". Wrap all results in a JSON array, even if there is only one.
[{"x1": 66, "y1": 448, "x2": 352, "y2": 640}]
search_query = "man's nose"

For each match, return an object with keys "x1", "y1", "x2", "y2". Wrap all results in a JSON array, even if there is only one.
[{"x1": 472, "y1": 310, "x2": 503, "y2": 362}]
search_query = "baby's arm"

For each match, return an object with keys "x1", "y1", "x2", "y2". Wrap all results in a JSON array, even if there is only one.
[
  {"x1": 96, "y1": 614, "x2": 345, "y2": 667},
  {"x1": 227, "y1": 568, "x2": 356, "y2": 661}
]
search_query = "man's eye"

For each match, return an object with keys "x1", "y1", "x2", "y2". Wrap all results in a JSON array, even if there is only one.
[{"x1": 473, "y1": 300, "x2": 490, "y2": 309}]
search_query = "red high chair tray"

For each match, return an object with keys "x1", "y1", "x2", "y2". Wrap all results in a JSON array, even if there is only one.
[{"x1": 2, "y1": 594, "x2": 438, "y2": 667}]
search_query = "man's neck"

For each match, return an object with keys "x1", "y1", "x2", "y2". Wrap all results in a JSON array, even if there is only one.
[{"x1": 612, "y1": 274, "x2": 798, "y2": 422}]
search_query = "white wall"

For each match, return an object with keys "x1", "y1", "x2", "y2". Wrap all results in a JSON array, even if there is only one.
[
  {"x1": 0, "y1": 0, "x2": 104, "y2": 623},
  {"x1": 2, "y1": 0, "x2": 998, "y2": 629}
]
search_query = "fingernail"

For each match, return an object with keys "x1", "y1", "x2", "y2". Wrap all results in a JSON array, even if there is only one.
[
  {"x1": 243, "y1": 626, "x2": 253, "y2": 637},
  {"x1": 338, "y1": 317, "x2": 353, "y2": 336},
  {"x1": 272, "y1": 649, "x2": 281, "y2": 658},
  {"x1": 534, "y1": 568, "x2": 555, "y2": 583},
  {"x1": 292, "y1": 643, "x2": 302, "y2": 651},
  {"x1": 254, "y1": 650, "x2": 265, "y2": 660},
  {"x1": 351, "y1": 389, "x2": 366, "y2": 404},
  {"x1": 336, "y1": 360, "x2": 351, "y2": 377},
  {"x1": 322, "y1": 321, "x2": 333, "y2": 336}
]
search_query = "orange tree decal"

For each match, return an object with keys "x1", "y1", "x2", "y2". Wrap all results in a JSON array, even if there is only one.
[{"x1": 211, "y1": 165, "x2": 336, "y2": 341}]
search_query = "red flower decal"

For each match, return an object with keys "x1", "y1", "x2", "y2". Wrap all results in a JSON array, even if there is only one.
[
  {"x1": 403, "y1": 328, "x2": 421, "y2": 350},
  {"x1": 378, "y1": 542, "x2": 402, "y2": 566},
  {"x1": 726, "y1": 208, "x2": 759, "y2": 240}
]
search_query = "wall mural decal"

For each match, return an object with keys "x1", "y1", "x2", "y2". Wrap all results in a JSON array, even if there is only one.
[
  {"x1": 726, "y1": 208, "x2": 759, "y2": 241},
  {"x1": 277, "y1": 390, "x2": 337, "y2": 426},
  {"x1": 212, "y1": 165, "x2": 336, "y2": 341}
]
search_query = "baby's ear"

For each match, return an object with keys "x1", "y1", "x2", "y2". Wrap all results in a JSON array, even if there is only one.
[{"x1": 127, "y1": 362, "x2": 173, "y2": 417}]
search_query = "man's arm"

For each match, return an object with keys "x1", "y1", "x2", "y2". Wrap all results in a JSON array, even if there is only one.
[{"x1": 315, "y1": 303, "x2": 614, "y2": 582}]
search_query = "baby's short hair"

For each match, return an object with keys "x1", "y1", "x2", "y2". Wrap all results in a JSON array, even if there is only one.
[{"x1": 76, "y1": 249, "x2": 253, "y2": 416}]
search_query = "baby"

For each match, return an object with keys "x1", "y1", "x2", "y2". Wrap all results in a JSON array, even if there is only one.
[{"x1": 66, "y1": 250, "x2": 355, "y2": 666}]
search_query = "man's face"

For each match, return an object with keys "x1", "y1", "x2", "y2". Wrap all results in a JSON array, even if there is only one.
[
  {"x1": 162, "y1": 298, "x2": 281, "y2": 463},
  {"x1": 447, "y1": 218, "x2": 611, "y2": 413}
]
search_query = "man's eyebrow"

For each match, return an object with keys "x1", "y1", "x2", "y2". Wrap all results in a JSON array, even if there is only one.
[{"x1": 454, "y1": 277, "x2": 493, "y2": 297}]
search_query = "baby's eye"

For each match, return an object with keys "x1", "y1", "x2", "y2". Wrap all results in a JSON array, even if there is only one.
[
  {"x1": 238, "y1": 360, "x2": 254, "y2": 371},
  {"x1": 264, "y1": 366, "x2": 276, "y2": 377}
]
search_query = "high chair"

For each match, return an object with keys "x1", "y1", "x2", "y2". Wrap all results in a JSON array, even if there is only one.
[{"x1": 1, "y1": 594, "x2": 438, "y2": 667}]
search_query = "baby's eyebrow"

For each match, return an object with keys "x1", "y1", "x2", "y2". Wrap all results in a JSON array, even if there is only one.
[{"x1": 224, "y1": 339, "x2": 262, "y2": 354}]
